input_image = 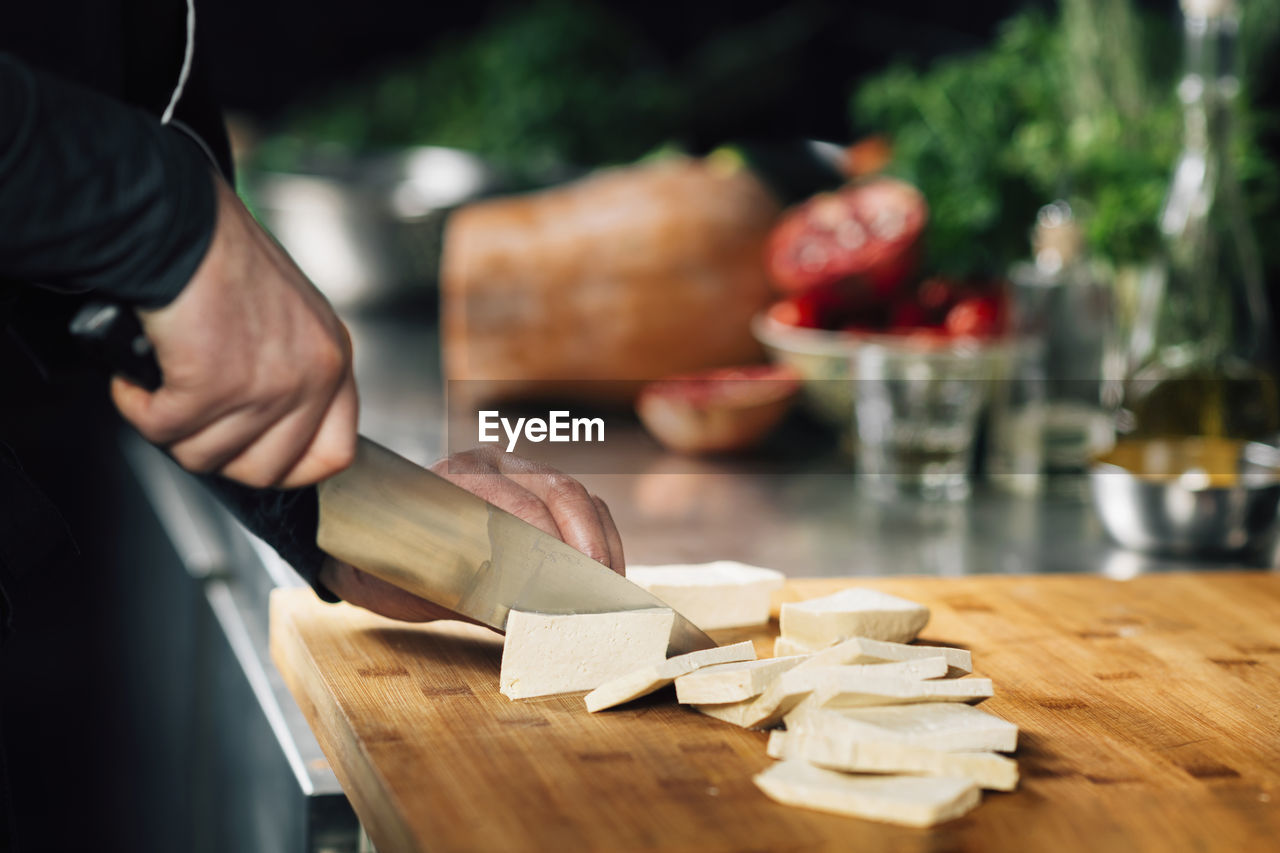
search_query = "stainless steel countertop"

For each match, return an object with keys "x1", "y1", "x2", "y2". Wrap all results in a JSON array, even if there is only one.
[{"x1": 343, "y1": 310, "x2": 1279, "y2": 583}]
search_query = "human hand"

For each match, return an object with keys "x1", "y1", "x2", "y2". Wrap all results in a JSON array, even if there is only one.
[
  {"x1": 111, "y1": 174, "x2": 358, "y2": 488},
  {"x1": 320, "y1": 447, "x2": 625, "y2": 623}
]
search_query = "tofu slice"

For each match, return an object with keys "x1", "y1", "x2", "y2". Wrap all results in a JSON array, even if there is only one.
[
  {"x1": 754, "y1": 761, "x2": 981, "y2": 828},
  {"x1": 792, "y1": 675, "x2": 994, "y2": 713},
  {"x1": 769, "y1": 730, "x2": 1019, "y2": 791},
  {"x1": 500, "y1": 608, "x2": 673, "y2": 700},
  {"x1": 626, "y1": 562, "x2": 785, "y2": 630},
  {"x1": 584, "y1": 640, "x2": 756, "y2": 712},
  {"x1": 674, "y1": 655, "x2": 808, "y2": 704},
  {"x1": 774, "y1": 636, "x2": 824, "y2": 657},
  {"x1": 774, "y1": 635, "x2": 972, "y2": 675},
  {"x1": 695, "y1": 658, "x2": 948, "y2": 730},
  {"x1": 780, "y1": 588, "x2": 930, "y2": 646},
  {"x1": 785, "y1": 702, "x2": 1019, "y2": 753}
]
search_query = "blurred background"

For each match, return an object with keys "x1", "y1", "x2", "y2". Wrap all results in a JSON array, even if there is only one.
[{"x1": 8, "y1": 2, "x2": 1280, "y2": 852}]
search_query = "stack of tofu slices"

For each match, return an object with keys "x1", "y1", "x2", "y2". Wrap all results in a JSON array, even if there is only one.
[{"x1": 498, "y1": 563, "x2": 1018, "y2": 828}]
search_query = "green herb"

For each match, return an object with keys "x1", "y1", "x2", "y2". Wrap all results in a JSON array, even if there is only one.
[
  {"x1": 851, "y1": 1, "x2": 1278, "y2": 278},
  {"x1": 254, "y1": 1, "x2": 683, "y2": 176}
]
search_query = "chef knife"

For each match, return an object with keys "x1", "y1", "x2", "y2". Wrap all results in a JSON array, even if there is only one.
[{"x1": 70, "y1": 302, "x2": 717, "y2": 655}]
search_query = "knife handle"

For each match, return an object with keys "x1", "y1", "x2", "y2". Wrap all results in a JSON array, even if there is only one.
[{"x1": 68, "y1": 301, "x2": 163, "y2": 391}]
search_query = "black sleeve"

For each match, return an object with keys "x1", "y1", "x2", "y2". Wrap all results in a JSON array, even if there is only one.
[{"x1": 0, "y1": 52, "x2": 215, "y2": 308}]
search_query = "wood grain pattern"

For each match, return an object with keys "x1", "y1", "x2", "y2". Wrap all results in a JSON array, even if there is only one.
[{"x1": 270, "y1": 572, "x2": 1280, "y2": 852}]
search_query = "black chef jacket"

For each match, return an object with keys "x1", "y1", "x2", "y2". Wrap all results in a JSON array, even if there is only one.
[{"x1": 0, "y1": 1, "x2": 335, "y2": 643}]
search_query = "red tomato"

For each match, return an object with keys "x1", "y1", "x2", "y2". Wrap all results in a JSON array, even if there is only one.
[
  {"x1": 917, "y1": 277, "x2": 958, "y2": 312},
  {"x1": 766, "y1": 178, "x2": 928, "y2": 296},
  {"x1": 888, "y1": 302, "x2": 930, "y2": 331},
  {"x1": 944, "y1": 296, "x2": 1006, "y2": 338},
  {"x1": 766, "y1": 281, "x2": 874, "y2": 330}
]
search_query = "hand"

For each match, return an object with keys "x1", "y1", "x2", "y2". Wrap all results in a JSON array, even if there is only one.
[
  {"x1": 111, "y1": 174, "x2": 358, "y2": 489},
  {"x1": 320, "y1": 447, "x2": 626, "y2": 623}
]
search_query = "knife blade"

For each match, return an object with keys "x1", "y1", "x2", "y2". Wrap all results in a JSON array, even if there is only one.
[
  {"x1": 71, "y1": 302, "x2": 716, "y2": 656},
  {"x1": 317, "y1": 438, "x2": 716, "y2": 656}
]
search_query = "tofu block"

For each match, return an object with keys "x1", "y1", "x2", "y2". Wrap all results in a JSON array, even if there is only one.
[
  {"x1": 695, "y1": 659, "x2": 948, "y2": 730},
  {"x1": 780, "y1": 588, "x2": 930, "y2": 646},
  {"x1": 775, "y1": 635, "x2": 972, "y2": 675},
  {"x1": 769, "y1": 730, "x2": 1019, "y2": 791},
  {"x1": 674, "y1": 655, "x2": 808, "y2": 704},
  {"x1": 584, "y1": 641, "x2": 756, "y2": 712},
  {"x1": 785, "y1": 702, "x2": 1019, "y2": 753},
  {"x1": 795, "y1": 675, "x2": 994, "y2": 712},
  {"x1": 500, "y1": 608, "x2": 673, "y2": 700},
  {"x1": 754, "y1": 761, "x2": 981, "y2": 828},
  {"x1": 626, "y1": 562, "x2": 785, "y2": 630}
]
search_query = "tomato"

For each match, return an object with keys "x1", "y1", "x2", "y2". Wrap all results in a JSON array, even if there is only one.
[
  {"x1": 765, "y1": 178, "x2": 927, "y2": 296},
  {"x1": 636, "y1": 365, "x2": 800, "y2": 454},
  {"x1": 916, "y1": 277, "x2": 958, "y2": 312},
  {"x1": 766, "y1": 281, "x2": 875, "y2": 330},
  {"x1": 944, "y1": 295, "x2": 1007, "y2": 338},
  {"x1": 888, "y1": 302, "x2": 930, "y2": 332}
]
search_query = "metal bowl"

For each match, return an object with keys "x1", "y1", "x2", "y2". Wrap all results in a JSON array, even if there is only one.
[
  {"x1": 244, "y1": 147, "x2": 506, "y2": 308},
  {"x1": 1089, "y1": 441, "x2": 1280, "y2": 556}
]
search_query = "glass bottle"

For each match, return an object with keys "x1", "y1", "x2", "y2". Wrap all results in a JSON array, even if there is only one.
[
  {"x1": 991, "y1": 202, "x2": 1114, "y2": 495},
  {"x1": 1115, "y1": 0, "x2": 1277, "y2": 476}
]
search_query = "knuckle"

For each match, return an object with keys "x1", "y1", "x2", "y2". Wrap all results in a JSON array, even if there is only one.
[
  {"x1": 544, "y1": 473, "x2": 589, "y2": 506},
  {"x1": 313, "y1": 336, "x2": 349, "y2": 385}
]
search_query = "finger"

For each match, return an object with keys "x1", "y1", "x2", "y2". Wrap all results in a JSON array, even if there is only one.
[
  {"x1": 216, "y1": 398, "x2": 334, "y2": 488},
  {"x1": 500, "y1": 465, "x2": 614, "y2": 569},
  {"x1": 111, "y1": 375, "x2": 225, "y2": 447},
  {"x1": 319, "y1": 560, "x2": 485, "y2": 625},
  {"x1": 165, "y1": 395, "x2": 299, "y2": 476},
  {"x1": 266, "y1": 370, "x2": 359, "y2": 489},
  {"x1": 592, "y1": 495, "x2": 626, "y2": 576},
  {"x1": 429, "y1": 454, "x2": 567, "y2": 543}
]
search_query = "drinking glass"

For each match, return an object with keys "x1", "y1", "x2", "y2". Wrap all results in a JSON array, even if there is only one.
[{"x1": 852, "y1": 337, "x2": 1004, "y2": 501}]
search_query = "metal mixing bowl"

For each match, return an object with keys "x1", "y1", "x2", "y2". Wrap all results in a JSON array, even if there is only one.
[{"x1": 1089, "y1": 440, "x2": 1280, "y2": 556}]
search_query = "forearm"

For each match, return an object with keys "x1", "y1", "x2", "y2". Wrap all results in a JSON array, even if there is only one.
[{"x1": 0, "y1": 52, "x2": 215, "y2": 307}]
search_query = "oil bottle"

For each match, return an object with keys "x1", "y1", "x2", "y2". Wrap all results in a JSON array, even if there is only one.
[{"x1": 1113, "y1": 0, "x2": 1277, "y2": 479}]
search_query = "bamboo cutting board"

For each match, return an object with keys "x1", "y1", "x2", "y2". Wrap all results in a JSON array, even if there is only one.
[{"x1": 270, "y1": 572, "x2": 1280, "y2": 853}]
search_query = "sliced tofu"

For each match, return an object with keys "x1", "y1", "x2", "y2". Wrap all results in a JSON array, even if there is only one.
[
  {"x1": 754, "y1": 760, "x2": 981, "y2": 828},
  {"x1": 584, "y1": 640, "x2": 756, "y2": 712},
  {"x1": 766, "y1": 729, "x2": 789, "y2": 760},
  {"x1": 674, "y1": 655, "x2": 808, "y2": 704},
  {"x1": 793, "y1": 675, "x2": 994, "y2": 713},
  {"x1": 500, "y1": 608, "x2": 673, "y2": 700},
  {"x1": 775, "y1": 634, "x2": 972, "y2": 674},
  {"x1": 780, "y1": 588, "x2": 930, "y2": 646},
  {"x1": 626, "y1": 562, "x2": 785, "y2": 630},
  {"x1": 774, "y1": 636, "x2": 825, "y2": 657},
  {"x1": 769, "y1": 730, "x2": 1018, "y2": 791},
  {"x1": 695, "y1": 658, "x2": 948, "y2": 730},
  {"x1": 785, "y1": 702, "x2": 1019, "y2": 753}
]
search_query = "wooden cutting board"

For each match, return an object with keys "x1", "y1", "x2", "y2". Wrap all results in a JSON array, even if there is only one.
[{"x1": 270, "y1": 572, "x2": 1280, "y2": 853}]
